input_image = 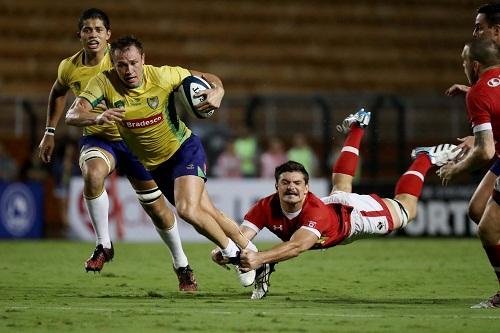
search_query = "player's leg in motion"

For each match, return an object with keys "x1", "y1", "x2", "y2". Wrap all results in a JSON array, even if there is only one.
[
  {"x1": 387, "y1": 144, "x2": 459, "y2": 229},
  {"x1": 331, "y1": 108, "x2": 371, "y2": 194},
  {"x1": 470, "y1": 178, "x2": 500, "y2": 308},
  {"x1": 151, "y1": 135, "x2": 257, "y2": 287},
  {"x1": 174, "y1": 176, "x2": 257, "y2": 286},
  {"x1": 468, "y1": 160, "x2": 500, "y2": 224},
  {"x1": 129, "y1": 177, "x2": 197, "y2": 292},
  {"x1": 79, "y1": 145, "x2": 115, "y2": 272}
]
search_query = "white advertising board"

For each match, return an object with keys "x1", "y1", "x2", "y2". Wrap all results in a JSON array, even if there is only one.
[{"x1": 68, "y1": 177, "x2": 330, "y2": 242}]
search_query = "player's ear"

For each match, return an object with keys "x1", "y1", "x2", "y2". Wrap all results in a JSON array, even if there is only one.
[
  {"x1": 493, "y1": 24, "x2": 500, "y2": 39},
  {"x1": 106, "y1": 28, "x2": 111, "y2": 41},
  {"x1": 473, "y1": 60, "x2": 481, "y2": 75}
]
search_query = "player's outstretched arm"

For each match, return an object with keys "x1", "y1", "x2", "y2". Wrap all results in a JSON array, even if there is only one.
[
  {"x1": 38, "y1": 80, "x2": 70, "y2": 163},
  {"x1": 445, "y1": 84, "x2": 470, "y2": 96},
  {"x1": 240, "y1": 229, "x2": 318, "y2": 270}
]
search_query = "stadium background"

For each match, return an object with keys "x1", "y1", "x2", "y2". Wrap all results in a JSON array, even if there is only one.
[{"x1": 0, "y1": 0, "x2": 486, "y2": 240}]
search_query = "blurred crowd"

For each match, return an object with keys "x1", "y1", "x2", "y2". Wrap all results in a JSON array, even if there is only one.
[{"x1": 211, "y1": 129, "x2": 320, "y2": 179}]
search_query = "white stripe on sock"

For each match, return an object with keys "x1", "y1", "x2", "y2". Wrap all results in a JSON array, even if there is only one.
[
  {"x1": 341, "y1": 146, "x2": 359, "y2": 155},
  {"x1": 403, "y1": 170, "x2": 424, "y2": 182}
]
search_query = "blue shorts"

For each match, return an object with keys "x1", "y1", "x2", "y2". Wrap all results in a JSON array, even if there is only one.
[
  {"x1": 150, "y1": 134, "x2": 207, "y2": 205},
  {"x1": 490, "y1": 157, "x2": 500, "y2": 176},
  {"x1": 79, "y1": 136, "x2": 153, "y2": 181}
]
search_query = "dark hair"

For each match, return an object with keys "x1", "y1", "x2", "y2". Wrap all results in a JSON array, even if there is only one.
[
  {"x1": 274, "y1": 161, "x2": 309, "y2": 184},
  {"x1": 467, "y1": 36, "x2": 500, "y2": 67},
  {"x1": 78, "y1": 8, "x2": 110, "y2": 31},
  {"x1": 477, "y1": 2, "x2": 500, "y2": 26},
  {"x1": 110, "y1": 35, "x2": 144, "y2": 58}
]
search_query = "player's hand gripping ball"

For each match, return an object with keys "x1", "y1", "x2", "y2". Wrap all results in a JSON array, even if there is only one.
[{"x1": 177, "y1": 76, "x2": 215, "y2": 119}]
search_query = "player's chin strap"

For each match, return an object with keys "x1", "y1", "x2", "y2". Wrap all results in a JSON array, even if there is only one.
[
  {"x1": 136, "y1": 187, "x2": 163, "y2": 205},
  {"x1": 387, "y1": 198, "x2": 409, "y2": 229}
]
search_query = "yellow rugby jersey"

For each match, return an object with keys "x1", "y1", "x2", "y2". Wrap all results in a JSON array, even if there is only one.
[
  {"x1": 57, "y1": 48, "x2": 121, "y2": 141},
  {"x1": 79, "y1": 64, "x2": 192, "y2": 170}
]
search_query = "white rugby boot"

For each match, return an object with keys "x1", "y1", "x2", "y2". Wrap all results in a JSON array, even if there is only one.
[
  {"x1": 227, "y1": 252, "x2": 256, "y2": 287},
  {"x1": 251, "y1": 263, "x2": 275, "y2": 300},
  {"x1": 410, "y1": 143, "x2": 459, "y2": 166},
  {"x1": 336, "y1": 108, "x2": 371, "y2": 134}
]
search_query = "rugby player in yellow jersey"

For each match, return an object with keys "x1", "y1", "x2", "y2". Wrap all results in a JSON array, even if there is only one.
[
  {"x1": 37, "y1": 9, "x2": 198, "y2": 291},
  {"x1": 65, "y1": 35, "x2": 259, "y2": 287}
]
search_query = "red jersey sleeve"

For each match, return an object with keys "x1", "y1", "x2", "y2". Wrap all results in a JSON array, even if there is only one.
[
  {"x1": 243, "y1": 196, "x2": 271, "y2": 231},
  {"x1": 466, "y1": 88, "x2": 492, "y2": 129}
]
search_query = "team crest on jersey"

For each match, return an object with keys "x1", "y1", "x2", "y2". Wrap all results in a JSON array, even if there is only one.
[
  {"x1": 147, "y1": 96, "x2": 159, "y2": 109},
  {"x1": 114, "y1": 100, "x2": 125, "y2": 108},
  {"x1": 488, "y1": 77, "x2": 500, "y2": 87}
]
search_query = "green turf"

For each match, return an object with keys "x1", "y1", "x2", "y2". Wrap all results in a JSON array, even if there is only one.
[{"x1": 1, "y1": 239, "x2": 499, "y2": 332}]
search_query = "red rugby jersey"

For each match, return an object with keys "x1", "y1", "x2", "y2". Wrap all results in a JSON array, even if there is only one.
[
  {"x1": 466, "y1": 67, "x2": 500, "y2": 154},
  {"x1": 243, "y1": 192, "x2": 351, "y2": 249}
]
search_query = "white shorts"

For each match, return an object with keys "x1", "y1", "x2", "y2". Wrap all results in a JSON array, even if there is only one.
[{"x1": 321, "y1": 191, "x2": 394, "y2": 244}]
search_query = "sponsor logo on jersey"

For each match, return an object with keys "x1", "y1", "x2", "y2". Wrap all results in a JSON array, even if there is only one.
[
  {"x1": 123, "y1": 114, "x2": 163, "y2": 129},
  {"x1": 147, "y1": 96, "x2": 159, "y2": 109},
  {"x1": 272, "y1": 224, "x2": 283, "y2": 231},
  {"x1": 487, "y1": 77, "x2": 500, "y2": 87},
  {"x1": 377, "y1": 221, "x2": 384, "y2": 230}
]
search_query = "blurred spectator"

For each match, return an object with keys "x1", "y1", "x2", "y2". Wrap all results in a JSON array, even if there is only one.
[
  {"x1": 287, "y1": 133, "x2": 318, "y2": 177},
  {"x1": 213, "y1": 138, "x2": 242, "y2": 178},
  {"x1": 0, "y1": 142, "x2": 18, "y2": 181},
  {"x1": 51, "y1": 131, "x2": 80, "y2": 233},
  {"x1": 234, "y1": 127, "x2": 259, "y2": 177},
  {"x1": 260, "y1": 136, "x2": 288, "y2": 178},
  {"x1": 19, "y1": 151, "x2": 50, "y2": 182}
]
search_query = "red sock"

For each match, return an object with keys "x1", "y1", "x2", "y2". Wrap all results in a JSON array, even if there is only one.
[
  {"x1": 484, "y1": 244, "x2": 500, "y2": 284},
  {"x1": 333, "y1": 125, "x2": 364, "y2": 176},
  {"x1": 394, "y1": 154, "x2": 432, "y2": 198}
]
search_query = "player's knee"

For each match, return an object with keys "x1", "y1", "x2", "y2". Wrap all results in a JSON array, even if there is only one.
[
  {"x1": 476, "y1": 219, "x2": 498, "y2": 244},
  {"x1": 468, "y1": 202, "x2": 482, "y2": 225},
  {"x1": 175, "y1": 200, "x2": 198, "y2": 224},
  {"x1": 83, "y1": 169, "x2": 106, "y2": 194}
]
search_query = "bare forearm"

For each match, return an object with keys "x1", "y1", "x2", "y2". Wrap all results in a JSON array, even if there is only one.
[
  {"x1": 65, "y1": 109, "x2": 97, "y2": 126},
  {"x1": 46, "y1": 93, "x2": 68, "y2": 128},
  {"x1": 65, "y1": 98, "x2": 98, "y2": 127},
  {"x1": 256, "y1": 241, "x2": 306, "y2": 265},
  {"x1": 452, "y1": 133, "x2": 495, "y2": 175}
]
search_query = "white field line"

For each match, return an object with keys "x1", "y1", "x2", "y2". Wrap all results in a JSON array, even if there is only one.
[{"x1": 3, "y1": 305, "x2": 500, "y2": 320}]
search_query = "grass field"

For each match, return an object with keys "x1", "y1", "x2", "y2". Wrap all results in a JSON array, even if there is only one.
[{"x1": 1, "y1": 239, "x2": 499, "y2": 333}]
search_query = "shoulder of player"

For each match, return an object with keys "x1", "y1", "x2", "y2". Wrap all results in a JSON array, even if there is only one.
[
  {"x1": 304, "y1": 192, "x2": 325, "y2": 206},
  {"x1": 57, "y1": 49, "x2": 83, "y2": 72}
]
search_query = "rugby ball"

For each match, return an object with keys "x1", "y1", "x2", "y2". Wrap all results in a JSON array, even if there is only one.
[{"x1": 177, "y1": 76, "x2": 215, "y2": 119}]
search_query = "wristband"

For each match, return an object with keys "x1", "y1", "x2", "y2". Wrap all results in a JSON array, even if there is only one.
[{"x1": 45, "y1": 127, "x2": 55, "y2": 136}]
